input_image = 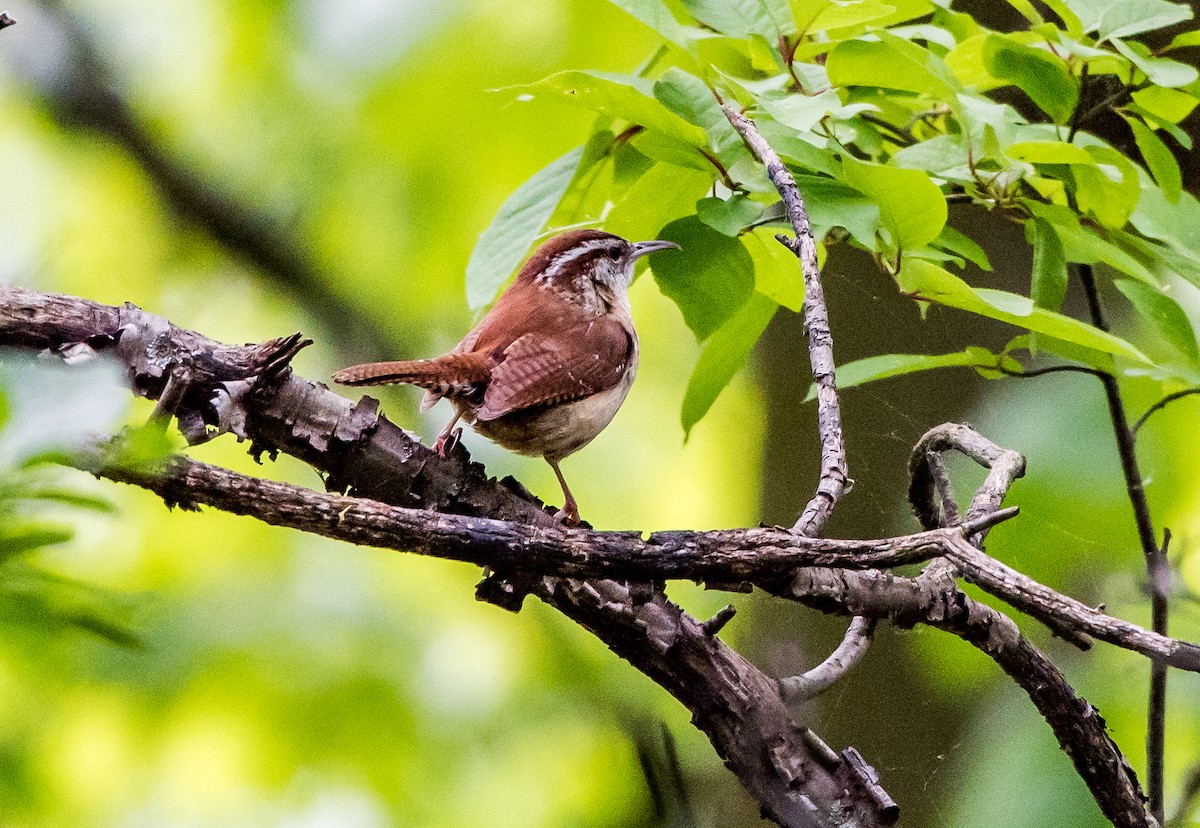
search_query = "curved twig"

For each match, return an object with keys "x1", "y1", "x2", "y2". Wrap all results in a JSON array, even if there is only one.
[
  {"x1": 779, "y1": 617, "x2": 875, "y2": 702},
  {"x1": 1133, "y1": 387, "x2": 1200, "y2": 437}
]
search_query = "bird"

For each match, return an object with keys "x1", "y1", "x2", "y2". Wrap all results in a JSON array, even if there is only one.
[{"x1": 332, "y1": 228, "x2": 680, "y2": 524}]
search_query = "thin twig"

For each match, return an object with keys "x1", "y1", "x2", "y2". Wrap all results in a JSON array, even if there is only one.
[
  {"x1": 722, "y1": 104, "x2": 849, "y2": 538},
  {"x1": 996, "y1": 364, "x2": 1109, "y2": 380},
  {"x1": 779, "y1": 617, "x2": 875, "y2": 702},
  {"x1": 1133, "y1": 387, "x2": 1200, "y2": 437},
  {"x1": 1077, "y1": 263, "x2": 1169, "y2": 824}
]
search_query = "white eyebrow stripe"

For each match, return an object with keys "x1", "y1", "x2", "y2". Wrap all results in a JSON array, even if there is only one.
[{"x1": 539, "y1": 239, "x2": 618, "y2": 282}]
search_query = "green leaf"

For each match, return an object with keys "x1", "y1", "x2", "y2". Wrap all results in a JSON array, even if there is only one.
[
  {"x1": 1110, "y1": 38, "x2": 1199, "y2": 88},
  {"x1": 1022, "y1": 222, "x2": 1064, "y2": 358},
  {"x1": 791, "y1": 174, "x2": 881, "y2": 246},
  {"x1": 1027, "y1": 217, "x2": 1068, "y2": 312},
  {"x1": 465, "y1": 147, "x2": 584, "y2": 310},
  {"x1": 892, "y1": 134, "x2": 971, "y2": 174},
  {"x1": 1040, "y1": 0, "x2": 1084, "y2": 36},
  {"x1": 898, "y1": 259, "x2": 1152, "y2": 362},
  {"x1": 1122, "y1": 233, "x2": 1200, "y2": 291},
  {"x1": 629, "y1": 131, "x2": 713, "y2": 170},
  {"x1": 1165, "y1": 30, "x2": 1200, "y2": 51},
  {"x1": 1131, "y1": 87, "x2": 1200, "y2": 124},
  {"x1": 1072, "y1": 145, "x2": 1140, "y2": 229},
  {"x1": 652, "y1": 216, "x2": 756, "y2": 339},
  {"x1": 756, "y1": 119, "x2": 841, "y2": 176},
  {"x1": 982, "y1": 34, "x2": 1079, "y2": 124},
  {"x1": 813, "y1": 346, "x2": 1000, "y2": 398},
  {"x1": 1006, "y1": 332, "x2": 1126, "y2": 374},
  {"x1": 1025, "y1": 200, "x2": 1158, "y2": 284},
  {"x1": 842, "y1": 158, "x2": 947, "y2": 251},
  {"x1": 681, "y1": 293, "x2": 778, "y2": 437},
  {"x1": 1113, "y1": 279, "x2": 1200, "y2": 364},
  {"x1": 512, "y1": 71, "x2": 709, "y2": 148},
  {"x1": 696, "y1": 195, "x2": 766, "y2": 236},
  {"x1": 790, "y1": 0, "x2": 897, "y2": 33},
  {"x1": 746, "y1": 229, "x2": 805, "y2": 310},
  {"x1": 757, "y1": 88, "x2": 865, "y2": 132},
  {"x1": 0, "y1": 522, "x2": 74, "y2": 562},
  {"x1": 17, "y1": 488, "x2": 115, "y2": 513},
  {"x1": 935, "y1": 225, "x2": 991, "y2": 271},
  {"x1": 606, "y1": 0, "x2": 694, "y2": 48},
  {"x1": 1007, "y1": 140, "x2": 1096, "y2": 165},
  {"x1": 1130, "y1": 186, "x2": 1200, "y2": 260},
  {"x1": 104, "y1": 423, "x2": 179, "y2": 473},
  {"x1": 827, "y1": 31, "x2": 959, "y2": 99},
  {"x1": 606, "y1": 163, "x2": 714, "y2": 242},
  {"x1": 680, "y1": 0, "x2": 794, "y2": 39},
  {"x1": 653, "y1": 68, "x2": 743, "y2": 160},
  {"x1": 1074, "y1": 0, "x2": 1194, "y2": 41},
  {"x1": 1126, "y1": 116, "x2": 1183, "y2": 203}
]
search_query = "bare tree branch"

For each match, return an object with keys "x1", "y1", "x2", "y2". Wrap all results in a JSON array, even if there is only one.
[
  {"x1": 5, "y1": 283, "x2": 1192, "y2": 827},
  {"x1": 1133, "y1": 387, "x2": 1200, "y2": 437},
  {"x1": 80, "y1": 448, "x2": 1010, "y2": 584}
]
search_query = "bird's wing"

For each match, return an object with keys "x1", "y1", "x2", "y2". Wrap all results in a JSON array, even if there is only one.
[{"x1": 476, "y1": 314, "x2": 634, "y2": 421}]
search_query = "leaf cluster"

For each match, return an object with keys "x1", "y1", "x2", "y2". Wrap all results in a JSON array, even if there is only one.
[{"x1": 469, "y1": 0, "x2": 1200, "y2": 429}]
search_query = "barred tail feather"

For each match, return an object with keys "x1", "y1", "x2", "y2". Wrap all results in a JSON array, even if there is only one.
[{"x1": 332, "y1": 354, "x2": 490, "y2": 398}]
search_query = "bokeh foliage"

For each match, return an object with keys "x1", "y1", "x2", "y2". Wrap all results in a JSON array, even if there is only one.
[{"x1": 1, "y1": 0, "x2": 1200, "y2": 826}]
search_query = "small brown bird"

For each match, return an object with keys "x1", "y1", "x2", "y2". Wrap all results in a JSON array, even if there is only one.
[{"x1": 333, "y1": 229, "x2": 679, "y2": 523}]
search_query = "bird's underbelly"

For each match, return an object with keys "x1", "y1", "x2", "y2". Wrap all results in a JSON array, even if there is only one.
[{"x1": 469, "y1": 367, "x2": 636, "y2": 462}]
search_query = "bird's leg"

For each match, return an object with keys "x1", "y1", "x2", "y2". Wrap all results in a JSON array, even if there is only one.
[
  {"x1": 433, "y1": 411, "x2": 463, "y2": 457},
  {"x1": 548, "y1": 459, "x2": 580, "y2": 525}
]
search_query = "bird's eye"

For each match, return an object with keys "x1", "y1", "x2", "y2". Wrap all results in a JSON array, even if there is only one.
[{"x1": 607, "y1": 247, "x2": 622, "y2": 261}]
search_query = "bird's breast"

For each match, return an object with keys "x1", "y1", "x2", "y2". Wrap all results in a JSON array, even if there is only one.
[{"x1": 469, "y1": 349, "x2": 637, "y2": 462}]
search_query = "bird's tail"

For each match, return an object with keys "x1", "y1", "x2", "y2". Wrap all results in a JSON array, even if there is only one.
[{"x1": 332, "y1": 353, "x2": 490, "y2": 399}]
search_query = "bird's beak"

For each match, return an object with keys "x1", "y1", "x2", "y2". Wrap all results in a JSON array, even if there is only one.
[{"x1": 630, "y1": 239, "x2": 681, "y2": 260}]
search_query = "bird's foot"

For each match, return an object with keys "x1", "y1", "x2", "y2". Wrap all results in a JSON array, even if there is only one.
[
  {"x1": 553, "y1": 501, "x2": 581, "y2": 527},
  {"x1": 434, "y1": 427, "x2": 462, "y2": 458}
]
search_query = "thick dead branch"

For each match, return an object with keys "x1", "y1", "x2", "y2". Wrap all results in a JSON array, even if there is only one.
[{"x1": 0, "y1": 284, "x2": 897, "y2": 828}]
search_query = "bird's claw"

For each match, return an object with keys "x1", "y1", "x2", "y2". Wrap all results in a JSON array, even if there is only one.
[
  {"x1": 434, "y1": 427, "x2": 462, "y2": 458},
  {"x1": 553, "y1": 504, "x2": 581, "y2": 526}
]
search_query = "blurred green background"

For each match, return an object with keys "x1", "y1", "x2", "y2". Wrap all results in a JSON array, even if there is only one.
[{"x1": 1, "y1": 0, "x2": 1199, "y2": 826}]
